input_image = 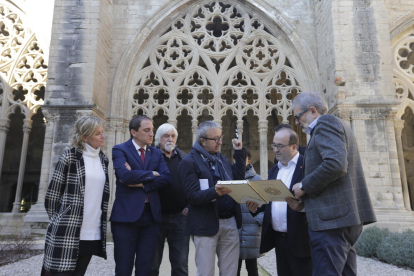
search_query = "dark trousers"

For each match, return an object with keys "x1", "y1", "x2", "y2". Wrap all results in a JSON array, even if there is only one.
[
  {"x1": 274, "y1": 231, "x2": 312, "y2": 276},
  {"x1": 48, "y1": 255, "x2": 92, "y2": 276},
  {"x1": 112, "y1": 208, "x2": 160, "y2": 276},
  {"x1": 237, "y1": 258, "x2": 259, "y2": 276},
  {"x1": 308, "y1": 224, "x2": 363, "y2": 276},
  {"x1": 151, "y1": 212, "x2": 190, "y2": 276}
]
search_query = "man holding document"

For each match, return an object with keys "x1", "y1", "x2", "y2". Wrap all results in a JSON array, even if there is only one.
[
  {"x1": 179, "y1": 121, "x2": 246, "y2": 276},
  {"x1": 247, "y1": 128, "x2": 312, "y2": 276}
]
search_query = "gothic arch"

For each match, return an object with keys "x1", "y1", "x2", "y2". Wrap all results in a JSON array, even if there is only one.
[
  {"x1": 391, "y1": 24, "x2": 414, "y2": 211},
  {"x1": 110, "y1": 0, "x2": 319, "y2": 177},
  {"x1": 0, "y1": 1, "x2": 48, "y2": 212},
  {"x1": 110, "y1": 0, "x2": 320, "y2": 119}
]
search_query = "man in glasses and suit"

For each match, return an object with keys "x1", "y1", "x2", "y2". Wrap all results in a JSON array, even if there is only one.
[
  {"x1": 179, "y1": 121, "x2": 246, "y2": 276},
  {"x1": 292, "y1": 91, "x2": 376, "y2": 276},
  {"x1": 247, "y1": 128, "x2": 312, "y2": 276}
]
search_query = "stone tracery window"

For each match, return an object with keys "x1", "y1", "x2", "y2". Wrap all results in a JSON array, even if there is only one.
[
  {"x1": 0, "y1": 4, "x2": 48, "y2": 212},
  {"x1": 132, "y1": 1, "x2": 303, "y2": 123},
  {"x1": 0, "y1": 5, "x2": 47, "y2": 119},
  {"x1": 392, "y1": 30, "x2": 414, "y2": 210},
  {"x1": 131, "y1": 0, "x2": 304, "y2": 173}
]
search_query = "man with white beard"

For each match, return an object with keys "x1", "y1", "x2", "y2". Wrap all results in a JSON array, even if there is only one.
[{"x1": 151, "y1": 123, "x2": 189, "y2": 276}]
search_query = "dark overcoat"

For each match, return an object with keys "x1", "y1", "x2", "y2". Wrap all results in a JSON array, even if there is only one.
[
  {"x1": 43, "y1": 147, "x2": 110, "y2": 272},
  {"x1": 302, "y1": 114, "x2": 376, "y2": 231}
]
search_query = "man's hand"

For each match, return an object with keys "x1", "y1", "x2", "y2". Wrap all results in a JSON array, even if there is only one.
[
  {"x1": 153, "y1": 171, "x2": 160, "y2": 177},
  {"x1": 127, "y1": 183, "x2": 144, "y2": 188},
  {"x1": 182, "y1": 207, "x2": 188, "y2": 216},
  {"x1": 285, "y1": 197, "x2": 304, "y2": 211},
  {"x1": 215, "y1": 184, "x2": 232, "y2": 196},
  {"x1": 292, "y1": 183, "x2": 305, "y2": 199},
  {"x1": 125, "y1": 162, "x2": 131, "y2": 170},
  {"x1": 246, "y1": 201, "x2": 259, "y2": 213},
  {"x1": 232, "y1": 138, "x2": 243, "y2": 150}
]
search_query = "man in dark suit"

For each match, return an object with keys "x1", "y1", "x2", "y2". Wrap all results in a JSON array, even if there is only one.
[
  {"x1": 179, "y1": 121, "x2": 246, "y2": 276},
  {"x1": 292, "y1": 92, "x2": 376, "y2": 276},
  {"x1": 111, "y1": 115, "x2": 171, "y2": 276},
  {"x1": 248, "y1": 128, "x2": 312, "y2": 276}
]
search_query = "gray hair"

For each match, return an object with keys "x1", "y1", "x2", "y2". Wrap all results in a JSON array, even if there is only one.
[
  {"x1": 196, "y1": 121, "x2": 221, "y2": 142},
  {"x1": 72, "y1": 116, "x2": 104, "y2": 150},
  {"x1": 292, "y1": 91, "x2": 328, "y2": 115},
  {"x1": 154, "y1": 123, "x2": 178, "y2": 147}
]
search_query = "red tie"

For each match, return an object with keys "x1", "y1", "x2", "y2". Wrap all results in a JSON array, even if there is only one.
[
  {"x1": 139, "y1": 148, "x2": 149, "y2": 203},
  {"x1": 139, "y1": 148, "x2": 145, "y2": 164}
]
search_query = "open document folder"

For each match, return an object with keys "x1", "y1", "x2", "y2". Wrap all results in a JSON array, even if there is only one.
[{"x1": 217, "y1": 179, "x2": 295, "y2": 207}]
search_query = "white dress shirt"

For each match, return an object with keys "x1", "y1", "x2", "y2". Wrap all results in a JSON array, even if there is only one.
[
  {"x1": 271, "y1": 152, "x2": 299, "y2": 233},
  {"x1": 132, "y1": 139, "x2": 147, "y2": 156}
]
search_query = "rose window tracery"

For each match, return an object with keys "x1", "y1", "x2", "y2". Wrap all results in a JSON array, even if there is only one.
[
  {"x1": 131, "y1": 0, "x2": 303, "y2": 125},
  {"x1": 393, "y1": 33, "x2": 414, "y2": 103}
]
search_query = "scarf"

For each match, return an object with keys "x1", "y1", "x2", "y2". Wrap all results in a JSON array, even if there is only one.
[{"x1": 193, "y1": 142, "x2": 231, "y2": 181}]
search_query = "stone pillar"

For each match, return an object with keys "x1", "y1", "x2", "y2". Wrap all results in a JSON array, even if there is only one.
[
  {"x1": 394, "y1": 119, "x2": 411, "y2": 211},
  {"x1": 258, "y1": 120, "x2": 268, "y2": 179},
  {"x1": 0, "y1": 118, "x2": 10, "y2": 177},
  {"x1": 168, "y1": 119, "x2": 178, "y2": 128},
  {"x1": 24, "y1": 110, "x2": 59, "y2": 224},
  {"x1": 12, "y1": 119, "x2": 33, "y2": 213},
  {"x1": 107, "y1": 117, "x2": 127, "y2": 205},
  {"x1": 192, "y1": 119, "x2": 198, "y2": 144},
  {"x1": 236, "y1": 120, "x2": 243, "y2": 142}
]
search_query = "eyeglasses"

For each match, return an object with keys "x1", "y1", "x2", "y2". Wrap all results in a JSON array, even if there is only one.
[
  {"x1": 201, "y1": 135, "x2": 224, "y2": 143},
  {"x1": 271, "y1": 143, "x2": 292, "y2": 150},
  {"x1": 294, "y1": 108, "x2": 309, "y2": 122}
]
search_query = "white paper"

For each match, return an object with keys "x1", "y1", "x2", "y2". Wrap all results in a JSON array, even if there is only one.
[
  {"x1": 199, "y1": 179, "x2": 209, "y2": 190},
  {"x1": 240, "y1": 195, "x2": 266, "y2": 207}
]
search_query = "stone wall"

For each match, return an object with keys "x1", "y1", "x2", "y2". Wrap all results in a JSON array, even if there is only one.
[
  {"x1": 385, "y1": 0, "x2": 414, "y2": 27},
  {"x1": 108, "y1": 0, "x2": 169, "y2": 114}
]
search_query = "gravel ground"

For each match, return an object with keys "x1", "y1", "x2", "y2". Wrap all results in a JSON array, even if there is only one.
[
  {"x1": 258, "y1": 249, "x2": 414, "y2": 276},
  {"x1": 1, "y1": 244, "x2": 413, "y2": 276}
]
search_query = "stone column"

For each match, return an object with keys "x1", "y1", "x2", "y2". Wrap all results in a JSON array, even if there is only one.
[
  {"x1": 12, "y1": 119, "x2": 33, "y2": 213},
  {"x1": 236, "y1": 120, "x2": 243, "y2": 142},
  {"x1": 192, "y1": 119, "x2": 198, "y2": 144},
  {"x1": 24, "y1": 110, "x2": 58, "y2": 223},
  {"x1": 0, "y1": 118, "x2": 10, "y2": 177},
  {"x1": 259, "y1": 120, "x2": 268, "y2": 179},
  {"x1": 394, "y1": 119, "x2": 411, "y2": 211},
  {"x1": 168, "y1": 119, "x2": 178, "y2": 128},
  {"x1": 107, "y1": 118, "x2": 127, "y2": 205}
]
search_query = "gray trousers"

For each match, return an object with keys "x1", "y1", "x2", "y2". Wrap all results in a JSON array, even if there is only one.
[{"x1": 193, "y1": 217, "x2": 239, "y2": 276}]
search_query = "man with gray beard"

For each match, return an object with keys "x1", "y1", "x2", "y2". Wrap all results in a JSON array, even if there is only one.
[{"x1": 151, "y1": 123, "x2": 189, "y2": 276}]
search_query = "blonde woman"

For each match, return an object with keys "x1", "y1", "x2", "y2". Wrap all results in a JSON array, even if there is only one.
[{"x1": 42, "y1": 116, "x2": 110, "y2": 276}]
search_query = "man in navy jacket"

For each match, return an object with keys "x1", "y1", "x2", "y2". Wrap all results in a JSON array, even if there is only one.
[
  {"x1": 110, "y1": 115, "x2": 171, "y2": 276},
  {"x1": 179, "y1": 121, "x2": 246, "y2": 276},
  {"x1": 248, "y1": 128, "x2": 312, "y2": 276}
]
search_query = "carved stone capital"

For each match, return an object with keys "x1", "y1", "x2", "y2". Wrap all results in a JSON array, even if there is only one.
[
  {"x1": 236, "y1": 120, "x2": 244, "y2": 130},
  {"x1": 107, "y1": 117, "x2": 127, "y2": 133},
  {"x1": 394, "y1": 120, "x2": 405, "y2": 135},
  {"x1": 258, "y1": 120, "x2": 268, "y2": 133},
  {"x1": 191, "y1": 120, "x2": 198, "y2": 134},
  {"x1": 23, "y1": 119, "x2": 33, "y2": 134},
  {"x1": 329, "y1": 104, "x2": 399, "y2": 120},
  {"x1": 0, "y1": 118, "x2": 10, "y2": 133},
  {"x1": 41, "y1": 109, "x2": 60, "y2": 123}
]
